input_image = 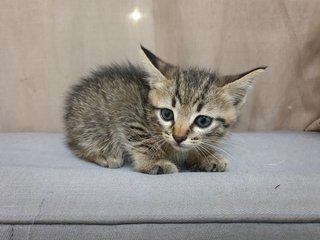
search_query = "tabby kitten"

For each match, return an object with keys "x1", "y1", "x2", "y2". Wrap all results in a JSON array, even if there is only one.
[{"x1": 64, "y1": 45, "x2": 266, "y2": 174}]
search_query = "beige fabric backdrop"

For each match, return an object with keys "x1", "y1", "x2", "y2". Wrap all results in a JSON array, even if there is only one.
[{"x1": 0, "y1": 0, "x2": 319, "y2": 132}]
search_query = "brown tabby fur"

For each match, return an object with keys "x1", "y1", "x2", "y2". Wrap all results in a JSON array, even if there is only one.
[{"x1": 64, "y1": 45, "x2": 266, "y2": 174}]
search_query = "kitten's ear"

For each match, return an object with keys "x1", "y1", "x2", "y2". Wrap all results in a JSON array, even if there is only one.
[
  {"x1": 140, "y1": 45, "x2": 177, "y2": 87},
  {"x1": 222, "y1": 66, "x2": 267, "y2": 107}
]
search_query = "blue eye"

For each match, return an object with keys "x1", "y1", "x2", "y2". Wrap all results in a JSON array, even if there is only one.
[
  {"x1": 194, "y1": 115, "x2": 213, "y2": 128},
  {"x1": 160, "y1": 108, "x2": 174, "y2": 121}
]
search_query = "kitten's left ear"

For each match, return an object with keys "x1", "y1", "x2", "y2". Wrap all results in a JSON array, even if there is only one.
[
  {"x1": 140, "y1": 45, "x2": 177, "y2": 88},
  {"x1": 222, "y1": 66, "x2": 267, "y2": 107}
]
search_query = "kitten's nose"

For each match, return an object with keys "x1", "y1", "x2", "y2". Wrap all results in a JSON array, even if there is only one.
[{"x1": 173, "y1": 134, "x2": 187, "y2": 145}]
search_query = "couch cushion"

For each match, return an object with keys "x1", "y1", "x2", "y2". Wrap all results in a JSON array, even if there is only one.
[{"x1": 0, "y1": 132, "x2": 319, "y2": 239}]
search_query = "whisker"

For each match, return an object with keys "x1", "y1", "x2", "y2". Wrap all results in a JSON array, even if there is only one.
[{"x1": 201, "y1": 141, "x2": 234, "y2": 161}]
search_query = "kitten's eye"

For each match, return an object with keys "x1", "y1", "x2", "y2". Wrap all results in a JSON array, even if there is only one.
[
  {"x1": 194, "y1": 115, "x2": 213, "y2": 128},
  {"x1": 160, "y1": 108, "x2": 174, "y2": 121}
]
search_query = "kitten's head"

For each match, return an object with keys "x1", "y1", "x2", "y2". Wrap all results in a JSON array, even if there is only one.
[{"x1": 140, "y1": 45, "x2": 266, "y2": 151}]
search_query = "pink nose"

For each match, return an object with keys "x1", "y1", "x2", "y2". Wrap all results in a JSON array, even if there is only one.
[{"x1": 173, "y1": 134, "x2": 187, "y2": 144}]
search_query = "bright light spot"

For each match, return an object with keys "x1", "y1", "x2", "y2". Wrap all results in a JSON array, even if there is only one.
[{"x1": 130, "y1": 9, "x2": 142, "y2": 22}]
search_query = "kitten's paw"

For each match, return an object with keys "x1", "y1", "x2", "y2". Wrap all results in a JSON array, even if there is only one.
[
  {"x1": 215, "y1": 157, "x2": 228, "y2": 172},
  {"x1": 136, "y1": 160, "x2": 178, "y2": 175},
  {"x1": 189, "y1": 155, "x2": 228, "y2": 172},
  {"x1": 94, "y1": 156, "x2": 124, "y2": 169},
  {"x1": 150, "y1": 160, "x2": 178, "y2": 175}
]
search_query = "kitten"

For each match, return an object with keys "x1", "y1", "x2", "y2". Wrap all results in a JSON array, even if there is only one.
[{"x1": 64, "y1": 45, "x2": 266, "y2": 174}]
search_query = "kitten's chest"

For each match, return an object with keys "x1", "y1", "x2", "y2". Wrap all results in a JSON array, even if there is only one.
[{"x1": 167, "y1": 149, "x2": 194, "y2": 166}]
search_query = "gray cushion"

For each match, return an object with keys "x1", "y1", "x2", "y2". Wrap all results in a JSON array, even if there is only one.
[
  {"x1": 1, "y1": 223, "x2": 320, "y2": 240},
  {"x1": 0, "y1": 132, "x2": 320, "y2": 239}
]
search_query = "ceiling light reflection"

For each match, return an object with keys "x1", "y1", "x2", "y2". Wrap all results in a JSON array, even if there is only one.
[{"x1": 130, "y1": 9, "x2": 142, "y2": 22}]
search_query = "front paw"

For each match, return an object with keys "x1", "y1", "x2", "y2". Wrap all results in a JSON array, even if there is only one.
[
  {"x1": 149, "y1": 160, "x2": 178, "y2": 174},
  {"x1": 135, "y1": 159, "x2": 179, "y2": 175},
  {"x1": 188, "y1": 155, "x2": 228, "y2": 172}
]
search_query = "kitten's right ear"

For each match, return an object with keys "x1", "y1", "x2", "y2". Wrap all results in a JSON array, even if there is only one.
[
  {"x1": 222, "y1": 67, "x2": 267, "y2": 108},
  {"x1": 140, "y1": 45, "x2": 177, "y2": 88}
]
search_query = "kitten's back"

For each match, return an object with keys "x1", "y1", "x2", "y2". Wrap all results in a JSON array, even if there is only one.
[
  {"x1": 65, "y1": 63, "x2": 149, "y2": 121},
  {"x1": 64, "y1": 63, "x2": 150, "y2": 162}
]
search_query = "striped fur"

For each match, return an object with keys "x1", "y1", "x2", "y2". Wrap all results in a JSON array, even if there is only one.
[{"x1": 64, "y1": 46, "x2": 266, "y2": 174}]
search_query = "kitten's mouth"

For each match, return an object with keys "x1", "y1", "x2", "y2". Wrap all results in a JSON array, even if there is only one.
[
  {"x1": 171, "y1": 142, "x2": 191, "y2": 151},
  {"x1": 163, "y1": 135, "x2": 193, "y2": 151}
]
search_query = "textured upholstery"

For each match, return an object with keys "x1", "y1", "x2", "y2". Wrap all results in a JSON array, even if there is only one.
[
  {"x1": 1, "y1": 224, "x2": 320, "y2": 240},
  {"x1": 0, "y1": 132, "x2": 320, "y2": 239}
]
